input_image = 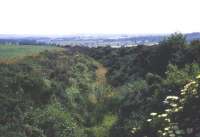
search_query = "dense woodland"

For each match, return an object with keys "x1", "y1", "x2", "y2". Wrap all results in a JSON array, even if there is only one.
[{"x1": 1, "y1": 33, "x2": 200, "y2": 137}]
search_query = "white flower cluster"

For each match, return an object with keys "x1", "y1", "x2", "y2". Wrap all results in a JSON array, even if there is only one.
[{"x1": 165, "y1": 96, "x2": 179, "y2": 100}]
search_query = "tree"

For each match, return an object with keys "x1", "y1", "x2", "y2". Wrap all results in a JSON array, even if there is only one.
[{"x1": 160, "y1": 32, "x2": 186, "y2": 48}]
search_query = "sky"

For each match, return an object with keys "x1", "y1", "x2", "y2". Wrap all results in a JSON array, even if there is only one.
[{"x1": 0, "y1": 0, "x2": 200, "y2": 35}]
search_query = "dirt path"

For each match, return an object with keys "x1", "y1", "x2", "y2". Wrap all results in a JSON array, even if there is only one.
[{"x1": 96, "y1": 64, "x2": 107, "y2": 85}]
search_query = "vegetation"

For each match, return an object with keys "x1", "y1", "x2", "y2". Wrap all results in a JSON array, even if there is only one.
[
  {"x1": 0, "y1": 49, "x2": 118, "y2": 137},
  {"x1": 1, "y1": 33, "x2": 200, "y2": 137}
]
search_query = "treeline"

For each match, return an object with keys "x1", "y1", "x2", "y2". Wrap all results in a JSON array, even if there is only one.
[
  {"x1": 0, "y1": 39, "x2": 49, "y2": 45},
  {"x1": 85, "y1": 33, "x2": 200, "y2": 86}
]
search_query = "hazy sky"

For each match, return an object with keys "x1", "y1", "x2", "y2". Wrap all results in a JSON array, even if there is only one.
[{"x1": 0, "y1": 0, "x2": 200, "y2": 35}]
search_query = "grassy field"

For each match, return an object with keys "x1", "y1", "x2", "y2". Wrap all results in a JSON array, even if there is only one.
[
  {"x1": 0, "y1": 45, "x2": 62, "y2": 64},
  {"x1": 0, "y1": 45, "x2": 61, "y2": 60}
]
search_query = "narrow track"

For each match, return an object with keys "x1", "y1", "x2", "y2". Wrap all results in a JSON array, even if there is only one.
[{"x1": 96, "y1": 64, "x2": 107, "y2": 85}]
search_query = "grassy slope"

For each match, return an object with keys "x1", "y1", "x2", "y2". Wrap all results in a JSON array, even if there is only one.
[{"x1": 0, "y1": 47, "x2": 118, "y2": 137}]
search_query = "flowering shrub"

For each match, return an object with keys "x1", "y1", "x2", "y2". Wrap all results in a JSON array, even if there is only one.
[{"x1": 132, "y1": 74, "x2": 200, "y2": 137}]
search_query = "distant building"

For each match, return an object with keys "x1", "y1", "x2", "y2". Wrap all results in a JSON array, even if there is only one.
[
  {"x1": 110, "y1": 45, "x2": 121, "y2": 48},
  {"x1": 124, "y1": 44, "x2": 137, "y2": 47}
]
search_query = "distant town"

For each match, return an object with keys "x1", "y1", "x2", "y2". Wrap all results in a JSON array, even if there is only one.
[{"x1": 0, "y1": 32, "x2": 200, "y2": 47}]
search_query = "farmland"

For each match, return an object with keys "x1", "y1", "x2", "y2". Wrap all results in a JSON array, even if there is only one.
[{"x1": 0, "y1": 45, "x2": 61, "y2": 60}]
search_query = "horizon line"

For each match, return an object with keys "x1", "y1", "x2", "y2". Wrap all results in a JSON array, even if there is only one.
[{"x1": 0, "y1": 32, "x2": 199, "y2": 37}]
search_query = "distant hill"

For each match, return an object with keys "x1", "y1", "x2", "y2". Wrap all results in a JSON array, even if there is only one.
[{"x1": 186, "y1": 32, "x2": 200, "y2": 42}]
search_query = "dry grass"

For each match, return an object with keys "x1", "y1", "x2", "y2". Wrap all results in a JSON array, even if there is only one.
[{"x1": 96, "y1": 64, "x2": 107, "y2": 85}]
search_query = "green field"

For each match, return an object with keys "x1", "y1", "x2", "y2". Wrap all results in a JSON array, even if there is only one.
[{"x1": 0, "y1": 45, "x2": 61, "y2": 60}]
